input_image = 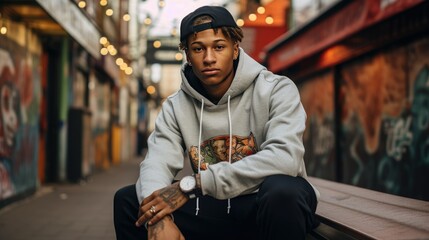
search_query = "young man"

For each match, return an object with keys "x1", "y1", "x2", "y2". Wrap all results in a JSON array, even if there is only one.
[{"x1": 114, "y1": 5, "x2": 319, "y2": 240}]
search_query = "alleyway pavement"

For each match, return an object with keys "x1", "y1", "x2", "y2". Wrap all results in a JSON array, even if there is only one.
[{"x1": 0, "y1": 157, "x2": 142, "y2": 240}]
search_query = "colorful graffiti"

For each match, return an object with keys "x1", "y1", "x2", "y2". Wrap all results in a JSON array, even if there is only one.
[
  {"x1": 300, "y1": 71, "x2": 336, "y2": 180},
  {"x1": 0, "y1": 36, "x2": 41, "y2": 202},
  {"x1": 300, "y1": 37, "x2": 429, "y2": 200},
  {"x1": 339, "y1": 38, "x2": 429, "y2": 200},
  {"x1": 377, "y1": 66, "x2": 429, "y2": 199}
]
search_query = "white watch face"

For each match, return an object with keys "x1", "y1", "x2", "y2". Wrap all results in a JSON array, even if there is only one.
[{"x1": 180, "y1": 176, "x2": 196, "y2": 193}]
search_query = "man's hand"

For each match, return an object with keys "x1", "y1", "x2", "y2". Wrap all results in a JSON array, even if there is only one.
[
  {"x1": 135, "y1": 182, "x2": 189, "y2": 227},
  {"x1": 148, "y1": 215, "x2": 184, "y2": 240}
]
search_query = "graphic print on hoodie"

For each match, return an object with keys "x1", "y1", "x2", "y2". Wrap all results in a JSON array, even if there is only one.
[{"x1": 189, "y1": 132, "x2": 257, "y2": 172}]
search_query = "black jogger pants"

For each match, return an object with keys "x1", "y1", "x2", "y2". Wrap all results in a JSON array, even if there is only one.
[{"x1": 114, "y1": 175, "x2": 319, "y2": 240}]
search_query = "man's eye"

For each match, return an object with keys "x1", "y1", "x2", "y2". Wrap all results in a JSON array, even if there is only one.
[
  {"x1": 215, "y1": 45, "x2": 225, "y2": 50},
  {"x1": 193, "y1": 47, "x2": 203, "y2": 52}
]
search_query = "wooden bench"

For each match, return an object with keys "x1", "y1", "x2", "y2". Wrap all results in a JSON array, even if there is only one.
[{"x1": 307, "y1": 177, "x2": 429, "y2": 240}]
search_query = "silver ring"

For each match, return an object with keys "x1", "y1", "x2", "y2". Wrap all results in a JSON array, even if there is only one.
[{"x1": 149, "y1": 205, "x2": 156, "y2": 214}]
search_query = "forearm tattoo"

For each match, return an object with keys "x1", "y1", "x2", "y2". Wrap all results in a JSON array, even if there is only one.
[{"x1": 149, "y1": 219, "x2": 165, "y2": 240}]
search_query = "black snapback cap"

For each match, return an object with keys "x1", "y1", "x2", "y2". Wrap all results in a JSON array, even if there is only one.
[{"x1": 180, "y1": 6, "x2": 238, "y2": 42}]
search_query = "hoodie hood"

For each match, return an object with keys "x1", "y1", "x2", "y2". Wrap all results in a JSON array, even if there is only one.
[{"x1": 180, "y1": 48, "x2": 266, "y2": 106}]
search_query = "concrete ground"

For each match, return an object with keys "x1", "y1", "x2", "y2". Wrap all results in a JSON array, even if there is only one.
[{"x1": 0, "y1": 157, "x2": 142, "y2": 240}]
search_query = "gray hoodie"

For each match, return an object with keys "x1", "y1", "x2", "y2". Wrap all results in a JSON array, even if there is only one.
[{"x1": 136, "y1": 48, "x2": 319, "y2": 204}]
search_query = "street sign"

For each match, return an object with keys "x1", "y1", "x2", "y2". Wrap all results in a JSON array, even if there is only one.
[{"x1": 145, "y1": 38, "x2": 183, "y2": 65}]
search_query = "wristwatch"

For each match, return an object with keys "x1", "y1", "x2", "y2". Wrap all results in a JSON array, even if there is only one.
[{"x1": 179, "y1": 175, "x2": 200, "y2": 199}]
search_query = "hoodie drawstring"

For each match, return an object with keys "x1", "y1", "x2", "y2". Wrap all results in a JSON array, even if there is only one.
[
  {"x1": 196, "y1": 96, "x2": 233, "y2": 215},
  {"x1": 227, "y1": 95, "x2": 232, "y2": 214},
  {"x1": 196, "y1": 99, "x2": 204, "y2": 216}
]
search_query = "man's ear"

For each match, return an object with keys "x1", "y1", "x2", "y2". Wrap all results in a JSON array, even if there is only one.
[
  {"x1": 186, "y1": 52, "x2": 192, "y2": 66},
  {"x1": 233, "y1": 43, "x2": 239, "y2": 60}
]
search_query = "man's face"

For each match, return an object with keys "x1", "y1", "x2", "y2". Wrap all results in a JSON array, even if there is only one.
[{"x1": 186, "y1": 27, "x2": 239, "y2": 101}]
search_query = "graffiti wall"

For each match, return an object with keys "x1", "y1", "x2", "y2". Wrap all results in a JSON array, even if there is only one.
[
  {"x1": 300, "y1": 71, "x2": 336, "y2": 180},
  {"x1": 340, "y1": 37, "x2": 429, "y2": 200},
  {"x1": 0, "y1": 33, "x2": 41, "y2": 202}
]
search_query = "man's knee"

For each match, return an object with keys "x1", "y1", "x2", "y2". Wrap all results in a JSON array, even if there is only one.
[
  {"x1": 114, "y1": 186, "x2": 128, "y2": 204},
  {"x1": 114, "y1": 184, "x2": 138, "y2": 209},
  {"x1": 259, "y1": 175, "x2": 305, "y2": 204}
]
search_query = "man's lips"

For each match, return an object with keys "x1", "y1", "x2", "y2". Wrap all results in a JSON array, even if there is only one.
[{"x1": 202, "y1": 68, "x2": 220, "y2": 75}]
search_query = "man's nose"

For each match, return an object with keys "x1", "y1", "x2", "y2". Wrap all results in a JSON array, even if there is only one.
[{"x1": 203, "y1": 48, "x2": 216, "y2": 64}]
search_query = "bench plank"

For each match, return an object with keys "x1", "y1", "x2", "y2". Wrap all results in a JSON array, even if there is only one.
[{"x1": 309, "y1": 177, "x2": 429, "y2": 239}]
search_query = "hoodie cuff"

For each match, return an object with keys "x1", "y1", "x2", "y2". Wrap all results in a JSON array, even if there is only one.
[
  {"x1": 200, "y1": 170, "x2": 216, "y2": 196},
  {"x1": 135, "y1": 179, "x2": 144, "y2": 203}
]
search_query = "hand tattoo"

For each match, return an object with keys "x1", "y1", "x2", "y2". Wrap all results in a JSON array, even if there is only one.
[{"x1": 159, "y1": 187, "x2": 181, "y2": 209}]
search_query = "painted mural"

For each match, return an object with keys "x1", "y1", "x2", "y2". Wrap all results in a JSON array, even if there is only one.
[
  {"x1": 0, "y1": 36, "x2": 41, "y2": 202},
  {"x1": 340, "y1": 37, "x2": 429, "y2": 200},
  {"x1": 300, "y1": 71, "x2": 336, "y2": 180}
]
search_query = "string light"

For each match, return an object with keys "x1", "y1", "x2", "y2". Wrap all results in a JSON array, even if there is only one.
[
  {"x1": 125, "y1": 67, "x2": 133, "y2": 75},
  {"x1": 158, "y1": 0, "x2": 166, "y2": 8},
  {"x1": 99, "y1": 36, "x2": 108, "y2": 45},
  {"x1": 116, "y1": 58, "x2": 124, "y2": 65},
  {"x1": 106, "y1": 8, "x2": 113, "y2": 16},
  {"x1": 0, "y1": 26, "x2": 6, "y2": 35},
  {"x1": 78, "y1": 1, "x2": 86, "y2": 8},
  {"x1": 147, "y1": 85, "x2": 156, "y2": 95},
  {"x1": 243, "y1": 6, "x2": 276, "y2": 26},
  {"x1": 100, "y1": 48, "x2": 108, "y2": 55},
  {"x1": 175, "y1": 52, "x2": 183, "y2": 61},
  {"x1": 120, "y1": 62, "x2": 128, "y2": 70},
  {"x1": 109, "y1": 48, "x2": 117, "y2": 56},
  {"x1": 265, "y1": 16, "x2": 274, "y2": 25},
  {"x1": 100, "y1": 0, "x2": 108, "y2": 7},
  {"x1": 0, "y1": 13, "x2": 7, "y2": 35},
  {"x1": 98, "y1": 36, "x2": 131, "y2": 76},
  {"x1": 107, "y1": 45, "x2": 115, "y2": 51},
  {"x1": 248, "y1": 13, "x2": 257, "y2": 21},
  {"x1": 144, "y1": 16, "x2": 152, "y2": 25},
  {"x1": 123, "y1": 13, "x2": 131, "y2": 22},
  {"x1": 153, "y1": 40, "x2": 161, "y2": 48}
]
